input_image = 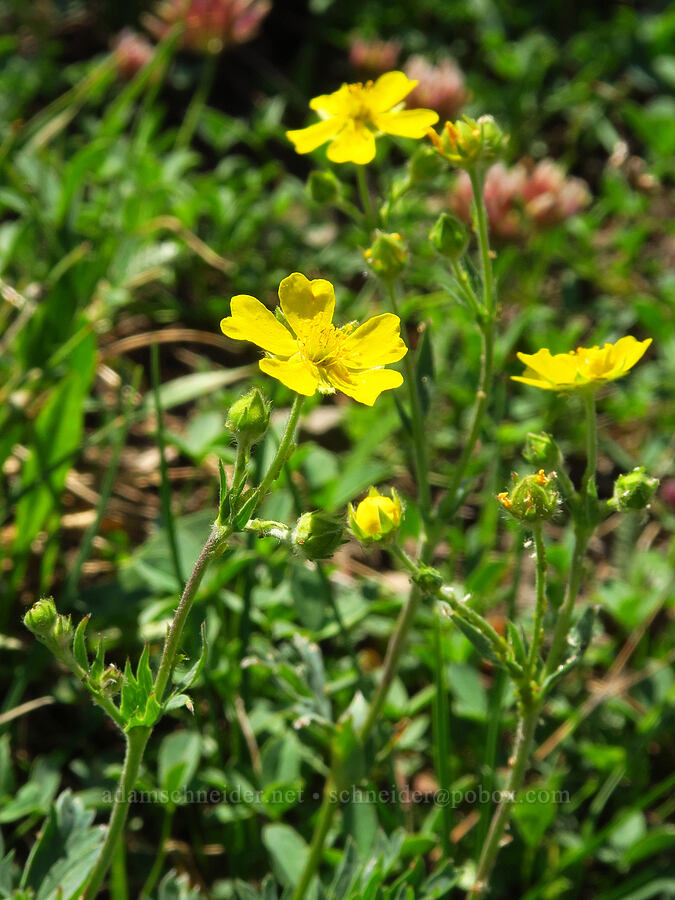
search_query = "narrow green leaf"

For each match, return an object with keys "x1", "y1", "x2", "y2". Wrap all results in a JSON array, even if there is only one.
[{"x1": 72, "y1": 615, "x2": 90, "y2": 671}]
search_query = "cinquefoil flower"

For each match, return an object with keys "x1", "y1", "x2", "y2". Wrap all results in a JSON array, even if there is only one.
[
  {"x1": 220, "y1": 273, "x2": 407, "y2": 406},
  {"x1": 512, "y1": 336, "x2": 651, "y2": 392},
  {"x1": 286, "y1": 71, "x2": 439, "y2": 165}
]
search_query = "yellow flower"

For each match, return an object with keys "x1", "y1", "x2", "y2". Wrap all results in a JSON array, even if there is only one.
[
  {"x1": 349, "y1": 487, "x2": 403, "y2": 542},
  {"x1": 220, "y1": 273, "x2": 407, "y2": 406},
  {"x1": 286, "y1": 71, "x2": 439, "y2": 165},
  {"x1": 512, "y1": 336, "x2": 652, "y2": 392}
]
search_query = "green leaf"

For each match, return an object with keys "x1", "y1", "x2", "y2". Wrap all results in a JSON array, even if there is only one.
[
  {"x1": 158, "y1": 731, "x2": 201, "y2": 798},
  {"x1": 262, "y1": 824, "x2": 313, "y2": 894},
  {"x1": 541, "y1": 606, "x2": 595, "y2": 695},
  {"x1": 233, "y1": 490, "x2": 259, "y2": 531},
  {"x1": 174, "y1": 621, "x2": 208, "y2": 691},
  {"x1": 136, "y1": 643, "x2": 154, "y2": 699},
  {"x1": 89, "y1": 637, "x2": 105, "y2": 684},
  {"x1": 72, "y1": 615, "x2": 90, "y2": 671},
  {"x1": 120, "y1": 659, "x2": 139, "y2": 721}
]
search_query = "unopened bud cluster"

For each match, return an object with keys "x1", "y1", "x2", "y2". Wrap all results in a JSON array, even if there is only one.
[
  {"x1": 523, "y1": 432, "x2": 560, "y2": 470},
  {"x1": 429, "y1": 212, "x2": 468, "y2": 260},
  {"x1": 428, "y1": 115, "x2": 507, "y2": 169},
  {"x1": 497, "y1": 470, "x2": 559, "y2": 522},
  {"x1": 24, "y1": 598, "x2": 74, "y2": 658}
]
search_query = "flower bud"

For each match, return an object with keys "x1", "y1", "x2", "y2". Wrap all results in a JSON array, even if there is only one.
[
  {"x1": 364, "y1": 231, "x2": 407, "y2": 281},
  {"x1": 349, "y1": 487, "x2": 403, "y2": 543},
  {"x1": 292, "y1": 511, "x2": 345, "y2": 560},
  {"x1": 226, "y1": 388, "x2": 270, "y2": 446},
  {"x1": 497, "y1": 470, "x2": 559, "y2": 523},
  {"x1": 523, "y1": 432, "x2": 560, "y2": 469},
  {"x1": 429, "y1": 212, "x2": 469, "y2": 260},
  {"x1": 609, "y1": 467, "x2": 659, "y2": 512},
  {"x1": 99, "y1": 664, "x2": 124, "y2": 697},
  {"x1": 307, "y1": 170, "x2": 341, "y2": 205},
  {"x1": 53, "y1": 614, "x2": 74, "y2": 652},
  {"x1": 428, "y1": 115, "x2": 507, "y2": 169},
  {"x1": 23, "y1": 597, "x2": 58, "y2": 640}
]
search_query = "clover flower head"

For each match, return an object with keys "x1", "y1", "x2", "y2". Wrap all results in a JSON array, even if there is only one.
[
  {"x1": 512, "y1": 336, "x2": 652, "y2": 392},
  {"x1": 404, "y1": 55, "x2": 469, "y2": 121},
  {"x1": 112, "y1": 29, "x2": 156, "y2": 79},
  {"x1": 286, "y1": 71, "x2": 439, "y2": 165},
  {"x1": 144, "y1": 0, "x2": 270, "y2": 54},
  {"x1": 220, "y1": 273, "x2": 408, "y2": 406},
  {"x1": 349, "y1": 36, "x2": 401, "y2": 76}
]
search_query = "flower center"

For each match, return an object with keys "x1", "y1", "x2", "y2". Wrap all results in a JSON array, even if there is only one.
[
  {"x1": 297, "y1": 322, "x2": 349, "y2": 369},
  {"x1": 346, "y1": 83, "x2": 374, "y2": 125},
  {"x1": 577, "y1": 345, "x2": 613, "y2": 379}
]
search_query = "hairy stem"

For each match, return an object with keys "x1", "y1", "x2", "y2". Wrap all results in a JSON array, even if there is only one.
[
  {"x1": 289, "y1": 777, "x2": 337, "y2": 900},
  {"x1": 80, "y1": 727, "x2": 150, "y2": 900},
  {"x1": 527, "y1": 522, "x2": 548, "y2": 677},
  {"x1": 469, "y1": 703, "x2": 539, "y2": 899}
]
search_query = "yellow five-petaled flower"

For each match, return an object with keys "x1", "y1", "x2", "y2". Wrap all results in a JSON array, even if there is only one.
[
  {"x1": 512, "y1": 335, "x2": 652, "y2": 392},
  {"x1": 220, "y1": 273, "x2": 407, "y2": 406},
  {"x1": 286, "y1": 71, "x2": 439, "y2": 165}
]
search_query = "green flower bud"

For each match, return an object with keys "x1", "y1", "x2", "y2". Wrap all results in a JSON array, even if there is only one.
[
  {"x1": 292, "y1": 511, "x2": 345, "y2": 560},
  {"x1": 428, "y1": 115, "x2": 507, "y2": 169},
  {"x1": 609, "y1": 466, "x2": 659, "y2": 511},
  {"x1": 226, "y1": 388, "x2": 270, "y2": 446},
  {"x1": 364, "y1": 231, "x2": 407, "y2": 281},
  {"x1": 307, "y1": 170, "x2": 341, "y2": 205},
  {"x1": 523, "y1": 432, "x2": 560, "y2": 469},
  {"x1": 53, "y1": 614, "x2": 74, "y2": 652},
  {"x1": 24, "y1": 597, "x2": 58, "y2": 640},
  {"x1": 349, "y1": 487, "x2": 403, "y2": 544},
  {"x1": 429, "y1": 212, "x2": 469, "y2": 260},
  {"x1": 498, "y1": 470, "x2": 559, "y2": 523},
  {"x1": 99, "y1": 664, "x2": 124, "y2": 697}
]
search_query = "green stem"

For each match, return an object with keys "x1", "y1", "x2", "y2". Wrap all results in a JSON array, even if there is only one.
[
  {"x1": 290, "y1": 778, "x2": 337, "y2": 900},
  {"x1": 543, "y1": 392, "x2": 597, "y2": 678},
  {"x1": 470, "y1": 166, "x2": 495, "y2": 316},
  {"x1": 386, "y1": 281, "x2": 432, "y2": 529},
  {"x1": 175, "y1": 53, "x2": 218, "y2": 149},
  {"x1": 254, "y1": 395, "x2": 304, "y2": 503},
  {"x1": 435, "y1": 167, "x2": 496, "y2": 527},
  {"x1": 469, "y1": 702, "x2": 539, "y2": 899},
  {"x1": 542, "y1": 524, "x2": 589, "y2": 679},
  {"x1": 139, "y1": 805, "x2": 175, "y2": 898},
  {"x1": 391, "y1": 545, "x2": 512, "y2": 666},
  {"x1": 581, "y1": 390, "x2": 597, "y2": 501},
  {"x1": 527, "y1": 523, "x2": 548, "y2": 677},
  {"x1": 155, "y1": 523, "x2": 229, "y2": 702},
  {"x1": 80, "y1": 727, "x2": 150, "y2": 900},
  {"x1": 356, "y1": 166, "x2": 377, "y2": 229}
]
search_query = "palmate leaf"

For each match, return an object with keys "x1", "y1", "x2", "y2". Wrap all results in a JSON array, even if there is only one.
[{"x1": 20, "y1": 791, "x2": 104, "y2": 900}]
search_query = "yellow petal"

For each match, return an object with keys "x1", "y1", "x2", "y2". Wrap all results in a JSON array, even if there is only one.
[
  {"x1": 343, "y1": 313, "x2": 408, "y2": 368},
  {"x1": 367, "y1": 71, "x2": 417, "y2": 112},
  {"x1": 309, "y1": 84, "x2": 351, "y2": 116},
  {"x1": 286, "y1": 118, "x2": 342, "y2": 154},
  {"x1": 510, "y1": 373, "x2": 559, "y2": 390},
  {"x1": 221, "y1": 295, "x2": 297, "y2": 356},
  {"x1": 326, "y1": 123, "x2": 376, "y2": 165},
  {"x1": 278, "y1": 273, "x2": 335, "y2": 333},
  {"x1": 516, "y1": 349, "x2": 580, "y2": 386},
  {"x1": 608, "y1": 336, "x2": 652, "y2": 378},
  {"x1": 373, "y1": 108, "x2": 439, "y2": 137},
  {"x1": 328, "y1": 366, "x2": 403, "y2": 406},
  {"x1": 259, "y1": 356, "x2": 319, "y2": 396}
]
